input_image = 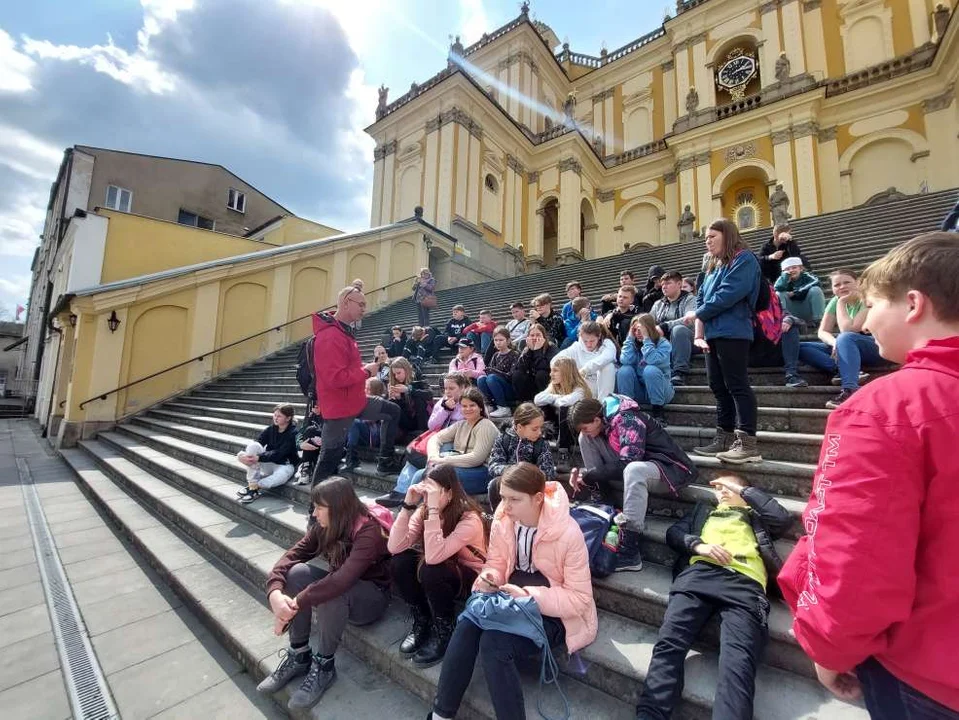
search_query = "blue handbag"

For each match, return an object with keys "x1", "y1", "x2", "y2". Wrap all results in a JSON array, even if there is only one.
[{"x1": 460, "y1": 591, "x2": 570, "y2": 720}]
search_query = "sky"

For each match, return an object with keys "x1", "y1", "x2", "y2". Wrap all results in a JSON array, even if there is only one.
[{"x1": 0, "y1": 0, "x2": 666, "y2": 318}]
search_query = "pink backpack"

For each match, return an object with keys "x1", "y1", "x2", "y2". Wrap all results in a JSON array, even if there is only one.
[
  {"x1": 355, "y1": 501, "x2": 394, "y2": 539},
  {"x1": 754, "y1": 280, "x2": 784, "y2": 344}
]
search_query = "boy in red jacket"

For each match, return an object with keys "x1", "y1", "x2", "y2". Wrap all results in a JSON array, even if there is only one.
[{"x1": 779, "y1": 232, "x2": 959, "y2": 718}]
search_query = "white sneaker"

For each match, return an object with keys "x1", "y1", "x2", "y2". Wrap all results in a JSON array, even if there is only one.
[{"x1": 489, "y1": 407, "x2": 512, "y2": 419}]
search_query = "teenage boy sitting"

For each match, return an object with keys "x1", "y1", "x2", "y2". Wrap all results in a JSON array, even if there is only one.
[
  {"x1": 601, "y1": 270, "x2": 637, "y2": 314},
  {"x1": 774, "y1": 257, "x2": 826, "y2": 328},
  {"x1": 601, "y1": 285, "x2": 639, "y2": 345},
  {"x1": 463, "y1": 310, "x2": 496, "y2": 354},
  {"x1": 636, "y1": 474, "x2": 790, "y2": 720},
  {"x1": 568, "y1": 396, "x2": 697, "y2": 572},
  {"x1": 529, "y1": 293, "x2": 566, "y2": 347},
  {"x1": 506, "y1": 301, "x2": 530, "y2": 348},
  {"x1": 563, "y1": 297, "x2": 596, "y2": 349},
  {"x1": 561, "y1": 281, "x2": 589, "y2": 347},
  {"x1": 649, "y1": 271, "x2": 698, "y2": 385},
  {"x1": 779, "y1": 232, "x2": 959, "y2": 718},
  {"x1": 438, "y1": 304, "x2": 472, "y2": 356},
  {"x1": 385, "y1": 326, "x2": 407, "y2": 357}
]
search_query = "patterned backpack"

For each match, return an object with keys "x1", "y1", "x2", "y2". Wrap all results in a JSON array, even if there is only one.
[{"x1": 753, "y1": 278, "x2": 784, "y2": 345}]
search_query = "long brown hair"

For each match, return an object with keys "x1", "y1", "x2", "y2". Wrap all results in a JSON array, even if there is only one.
[
  {"x1": 310, "y1": 477, "x2": 371, "y2": 567},
  {"x1": 389, "y1": 356, "x2": 416, "y2": 385},
  {"x1": 705, "y1": 218, "x2": 749, "y2": 272},
  {"x1": 417, "y1": 463, "x2": 488, "y2": 541}
]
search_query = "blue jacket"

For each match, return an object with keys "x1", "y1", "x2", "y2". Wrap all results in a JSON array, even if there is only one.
[
  {"x1": 696, "y1": 250, "x2": 761, "y2": 341},
  {"x1": 620, "y1": 336, "x2": 672, "y2": 377},
  {"x1": 561, "y1": 301, "x2": 597, "y2": 339},
  {"x1": 774, "y1": 270, "x2": 820, "y2": 301}
]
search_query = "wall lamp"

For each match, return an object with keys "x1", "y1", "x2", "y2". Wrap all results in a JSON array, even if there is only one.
[
  {"x1": 107, "y1": 310, "x2": 121, "y2": 333},
  {"x1": 68, "y1": 313, "x2": 77, "y2": 328}
]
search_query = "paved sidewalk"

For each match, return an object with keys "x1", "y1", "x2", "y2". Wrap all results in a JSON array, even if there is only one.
[{"x1": 0, "y1": 420, "x2": 283, "y2": 719}]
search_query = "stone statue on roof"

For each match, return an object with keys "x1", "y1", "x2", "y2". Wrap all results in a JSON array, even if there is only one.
[
  {"x1": 770, "y1": 183, "x2": 791, "y2": 226},
  {"x1": 685, "y1": 87, "x2": 699, "y2": 115},
  {"x1": 678, "y1": 204, "x2": 696, "y2": 243},
  {"x1": 376, "y1": 85, "x2": 389, "y2": 119},
  {"x1": 775, "y1": 52, "x2": 791, "y2": 82}
]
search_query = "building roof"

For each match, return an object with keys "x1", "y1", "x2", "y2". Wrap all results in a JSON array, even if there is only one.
[{"x1": 0, "y1": 322, "x2": 25, "y2": 338}]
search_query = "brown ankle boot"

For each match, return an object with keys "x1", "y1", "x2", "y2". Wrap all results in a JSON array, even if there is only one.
[
  {"x1": 717, "y1": 430, "x2": 763, "y2": 464},
  {"x1": 693, "y1": 428, "x2": 733, "y2": 457}
]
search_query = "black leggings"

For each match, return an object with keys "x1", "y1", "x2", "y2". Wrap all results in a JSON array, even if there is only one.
[
  {"x1": 542, "y1": 405, "x2": 574, "y2": 450},
  {"x1": 705, "y1": 338, "x2": 757, "y2": 436},
  {"x1": 391, "y1": 549, "x2": 476, "y2": 620}
]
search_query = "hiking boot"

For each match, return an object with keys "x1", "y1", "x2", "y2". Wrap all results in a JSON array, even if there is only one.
[
  {"x1": 826, "y1": 389, "x2": 857, "y2": 409},
  {"x1": 693, "y1": 428, "x2": 733, "y2": 457},
  {"x1": 375, "y1": 491, "x2": 406, "y2": 509},
  {"x1": 376, "y1": 455, "x2": 403, "y2": 474},
  {"x1": 717, "y1": 430, "x2": 763, "y2": 464},
  {"x1": 238, "y1": 488, "x2": 261, "y2": 504},
  {"x1": 785, "y1": 374, "x2": 809, "y2": 388},
  {"x1": 413, "y1": 616, "x2": 455, "y2": 668},
  {"x1": 400, "y1": 604, "x2": 432, "y2": 656},
  {"x1": 831, "y1": 373, "x2": 869, "y2": 387},
  {"x1": 615, "y1": 528, "x2": 644, "y2": 572},
  {"x1": 256, "y1": 646, "x2": 311, "y2": 694},
  {"x1": 670, "y1": 372, "x2": 687, "y2": 387},
  {"x1": 293, "y1": 464, "x2": 312, "y2": 485},
  {"x1": 288, "y1": 654, "x2": 336, "y2": 710}
]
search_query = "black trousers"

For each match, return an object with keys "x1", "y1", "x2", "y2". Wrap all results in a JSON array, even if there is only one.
[
  {"x1": 542, "y1": 404, "x2": 574, "y2": 450},
  {"x1": 390, "y1": 549, "x2": 476, "y2": 620},
  {"x1": 434, "y1": 606, "x2": 565, "y2": 719},
  {"x1": 857, "y1": 657, "x2": 959, "y2": 720},
  {"x1": 636, "y1": 563, "x2": 770, "y2": 720},
  {"x1": 705, "y1": 338, "x2": 757, "y2": 435}
]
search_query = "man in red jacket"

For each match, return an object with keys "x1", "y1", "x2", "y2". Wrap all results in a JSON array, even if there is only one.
[
  {"x1": 779, "y1": 232, "x2": 959, "y2": 718},
  {"x1": 311, "y1": 286, "x2": 401, "y2": 489}
]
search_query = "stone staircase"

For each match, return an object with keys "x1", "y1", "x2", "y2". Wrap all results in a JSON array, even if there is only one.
[{"x1": 59, "y1": 190, "x2": 956, "y2": 719}]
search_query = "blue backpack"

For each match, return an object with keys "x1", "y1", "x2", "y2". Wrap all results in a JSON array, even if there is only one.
[{"x1": 570, "y1": 503, "x2": 618, "y2": 578}]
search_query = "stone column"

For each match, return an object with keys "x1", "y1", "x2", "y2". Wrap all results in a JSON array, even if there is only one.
[
  {"x1": 596, "y1": 189, "x2": 616, "y2": 257},
  {"x1": 422, "y1": 118, "x2": 440, "y2": 223},
  {"x1": 772, "y1": 128, "x2": 796, "y2": 211},
  {"x1": 370, "y1": 148, "x2": 385, "y2": 226},
  {"x1": 662, "y1": 60, "x2": 677, "y2": 129},
  {"x1": 557, "y1": 158, "x2": 584, "y2": 264},
  {"x1": 817, "y1": 126, "x2": 842, "y2": 213},
  {"x1": 760, "y1": 4, "x2": 783, "y2": 89},
  {"x1": 664, "y1": 172, "x2": 679, "y2": 242},
  {"x1": 436, "y1": 120, "x2": 455, "y2": 231},
  {"x1": 691, "y1": 35, "x2": 714, "y2": 109},
  {"x1": 781, "y1": 0, "x2": 807, "y2": 75},
  {"x1": 792, "y1": 122, "x2": 820, "y2": 217},
  {"x1": 922, "y1": 88, "x2": 958, "y2": 191}
]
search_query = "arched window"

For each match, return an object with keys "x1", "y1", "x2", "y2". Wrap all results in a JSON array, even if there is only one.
[{"x1": 484, "y1": 174, "x2": 498, "y2": 194}]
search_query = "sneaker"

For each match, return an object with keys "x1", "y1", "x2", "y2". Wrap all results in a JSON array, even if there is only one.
[
  {"x1": 831, "y1": 373, "x2": 869, "y2": 386},
  {"x1": 785, "y1": 374, "x2": 809, "y2": 388},
  {"x1": 670, "y1": 373, "x2": 687, "y2": 387},
  {"x1": 293, "y1": 464, "x2": 312, "y2": 486},
  {"x1": 375, "y1": 455, "x2": 403, "y2": 474},
  {"x1": 375, "y1": 491, "x2": 406, "y2": 509},
  {"x1": 716, "y1": 430, "x2": 763, "y2": 464},
  {"x1": 339, "y1": 452, "x2": 360, "y2": 472},
  {"x1": 287, "y1": 655, "x2": 336, "y2": 710},
  {"x1": 488, "y1": 406, "x2": 512, "y2": 419},
  {"x1": 825, "y1": 389, "x2": 857, "y2": 409},
  {"x1": 236, "y1": 485, "x2": 253, "y2": 498},
  {"x1": 238, "y1": 488, "x2": 261, "y2": 504},
  {"x1": 257, "y1": 647, "x2": 311, "y2": 695}
]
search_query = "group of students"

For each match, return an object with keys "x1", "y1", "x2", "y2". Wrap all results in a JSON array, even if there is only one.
[{"x1": 239, "y1": 220, "x2": 959, "y2": 719}]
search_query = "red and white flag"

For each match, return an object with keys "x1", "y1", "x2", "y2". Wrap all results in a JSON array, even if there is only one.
[{"x1": 15, "y1": 305, "x2": 25, "y2": 321}]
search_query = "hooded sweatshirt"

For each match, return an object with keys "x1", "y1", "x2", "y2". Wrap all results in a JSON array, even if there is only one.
[
  {"x1": 554, "y1": 338, "x2": 618, "y2": 400},
  {"x1": 479, "y1": 481, "x2": 598, "y2": 653},
  {"x1": 779, "y1": 338, "x2": 959, "y2": 711},
  {"x1": 312, "y1": 312, "x2": 367, "y2": 420}
]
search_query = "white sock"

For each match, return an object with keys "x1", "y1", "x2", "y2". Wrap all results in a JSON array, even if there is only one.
[{"x1": 431, "y1": 714, "x2": 452, "y2": 720}]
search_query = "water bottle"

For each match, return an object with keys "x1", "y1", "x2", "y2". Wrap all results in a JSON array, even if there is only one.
[{"x1": 604, "y1": 524, "x2": 620, "y2": 550}]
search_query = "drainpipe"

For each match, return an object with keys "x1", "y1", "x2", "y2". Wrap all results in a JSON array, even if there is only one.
[{"x1": 40, "y1": 314, "x2": 64, "y2": 438}]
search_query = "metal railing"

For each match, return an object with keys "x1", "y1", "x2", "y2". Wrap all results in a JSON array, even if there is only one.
[{"x1": 78, "y1": 275, "x2": 418, "y2": 411}]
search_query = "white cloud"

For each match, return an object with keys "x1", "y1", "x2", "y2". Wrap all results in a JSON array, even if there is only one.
[
  {"x1": 0, "y1": 274, "x2": 32, "y2": 297},
  {"x1": 0, "y1": 124, "x2": 63, "y2": 180},
  {"x1": 459, "y1": 0, "x2": 489, "y2": 45},
  {"x1": 0, "y1": 29, "x2": 35, "y2": 92}
]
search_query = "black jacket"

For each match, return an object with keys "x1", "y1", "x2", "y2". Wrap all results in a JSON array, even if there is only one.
[
  {"x1": 256, "y1": 423, "x2": 299, "y2": 466},
  {"x1": 759, "y1": 239, "x2": 810, "y2": 283},
  {"x1": 535, "y1": 311, "x2": 566, "y2": 347},
  {"x1": 385, "y1": 334, "x2": 407, "y2": 357},
  {"x1": 444, "y1": 316, "x2": 472, "y2": 338},
  {"x1": 666, "y1": 486, "x2": 791, "y2": 593},
  {"x1": 511, "y1": 345, "x2": 557, "y2": 395}
]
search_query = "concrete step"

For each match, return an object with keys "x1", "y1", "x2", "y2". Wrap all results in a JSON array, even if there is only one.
[
  {"x1": 673, "y1": 386, "x2": 846, "y2": 410},
  {"x1": 664, "y1": 403, "x2": 830, "y2": 434},
  {"x1": 72, "y1": 436, "x2": 861, "y2": 709}
]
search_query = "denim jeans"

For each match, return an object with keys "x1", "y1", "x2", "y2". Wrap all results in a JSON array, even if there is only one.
[
  {"x1": 616, "y1": 364, "x2": 675, "y2": 406},
  {"x1": 468, "y1": 332, "x2": 493, "y2": 354},
  {"x1": 857, "y1": 657, "x2": 959, "y2": 720},
  {"x1": 667, "y1": 324, "x2": 698, "y2": 374},
  {"x1": 477, "y1": 374, "x2": 515, "y2": 407},
  {"x1": 799, "y1": 332, "x2": 881, "y2": 389},
  {"x1": 778, "y1": 286, "x2": 826, "y2": 326},
  {"x1": 408, "y1": 464, "x2": 489, "y2": 495},
  {"x1": 780, "y1": 323, "x2": 800, "y2": 377}
]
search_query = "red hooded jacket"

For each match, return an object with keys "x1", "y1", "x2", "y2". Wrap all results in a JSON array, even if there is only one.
[
  {"x1": 779, "y1": 337, "x2": 959, "y2": 710},
  {"x1": 312, "y1": 312, "x2": 367, "y2": 420}
]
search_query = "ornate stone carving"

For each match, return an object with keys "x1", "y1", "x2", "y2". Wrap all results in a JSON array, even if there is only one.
[
  {"x1": 724, "y1": 143, "x2": 757, "y2": 164},
  {"x1": 769, "y1": 183, "x2": 792, "y2": 226},
  {"x1": 676, "y1": 155, "x2": 697, "y2": 172},
  {"x1": 592, "y1": 134, "x2": 606, "y2": 157},
  {"x1": 911, "y1": 150, "x2": 931, "y2": 162},
  {"x1": 775, "y1": 52, "x2": 791, "y2": 82},
  {"x1": 792, "y1": 121, "x2": 819, "y2": 139},
  {"x1": 663, "y1": 171, "x2": 677, "y2": 184},
  {"x1": 563, "y1": 91, "x2": 577, "y2": 125},
  {"x1": 592, "y1": 88, "x2": 615, "y2": 103},
  {"x1": 438, "y1": 107, "x2": 483, "y2": 139},
  {"x1": 694, "y1": 151, "x2": 711, "y2": 167},
  {"x1": 678, "y1": 205, "x2": 696, "y2": 243},
  {"x1": 922, "y1": 84, "x2": 956, "y2": 113},
  {"x1": 771, "y1": 128, "x2": 792, "y2": 144},
  {"x1": 934, "y1": 3, "x2": 951, "y2": 39},
  {"x1": 803, "y1": 0, "x2": 822, "y2": 10},
  {"x1": 597, "y1": 189, "x2": 616, "y2": 202},
  {"x1": 662, "y1": 59, "x2": 675, "y2": 72},
  {"x1": 558, "y1": 158, "x2": 583, "y2": 175},
  {"x1": 527, "y1": 170, "x2": 540, "y2": 184},
  {"x1": 376, "y1": 85, "x2": 389, "y2": 120},
  {"x1": 507, "y1": 154, "x2": 527, "y2": 176},
  {"x1": 760, "y1": 0, "x2": 783, "y2": 13},
  {"x1": 818, "y1": 126, "x2": 838, "y2": 142},
  {"x1": 373, "y1": 140, "x2": 398, "y2": 161},
  {"x1": 425, "y1": 116, "x2": 440, "y2": 133},
  {"x1": 685, "y1": 87, "x2": 700, "y2": 115}
]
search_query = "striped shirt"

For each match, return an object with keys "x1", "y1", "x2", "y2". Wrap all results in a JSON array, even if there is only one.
[{"x1": 515, "y1": 523, "x2": 537, "y2": 573}]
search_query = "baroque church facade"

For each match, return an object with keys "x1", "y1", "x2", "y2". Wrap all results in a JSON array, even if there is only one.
[{"x1": 366, "y1": 0, "x2": 958, "y2": 271}]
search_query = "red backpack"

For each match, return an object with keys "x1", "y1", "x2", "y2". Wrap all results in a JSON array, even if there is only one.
[{"x1": 753, "y1": 279, "x2": 784, "y2": 344}]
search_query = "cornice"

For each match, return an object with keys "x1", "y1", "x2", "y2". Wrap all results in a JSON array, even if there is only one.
[
  {"x1": 922, "y1": 83, "x2": 956, "y2": 113},
  {"x1": 558, "y1": 157, "x2": 583, "y2": 175}
]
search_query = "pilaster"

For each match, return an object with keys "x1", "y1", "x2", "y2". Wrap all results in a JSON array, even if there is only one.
[
  {"x1": 908, "y1": 0, "x2": 931, "y2": 48},
  {"x1": 436, "y1": 121, "x2": 455, "y2": 230},
  {"x1": 781, "y1": 0, "x2": 807, "y2": 75},
  {"x1": 694, "y1": 153, "x2": 713, "y2": 229},
  {"x1": 817, "y1": 127, "x2": 842, "y2": 213},
  {"x1": 760, "y1": 5, "x2": 784, "y2": 88},
  {"x1": 662, "y1": 60, "x2": 677, "y2": 129},
  {"x1": 454, "y1": 125, "x2": 470, "y2": 221},
  {"x1": 558, "y1": 160, "x2": 582, "y2": 253},
  {"x1": 772, "y1": 129, "x2": 796, "y2": 212},
  {"x1": 380, "y1": 144, "x2": 397, "y2": 224},
  {"x1": 664, "y1": 172, "x2": 679, "y2": 242},
  {"x1": 370, "y1": 155, "x2": 384, "y2": 226},
  {"x1": 186, "y1": 282, "x2": 220, "y2": 387},
  {"x1": 793, "y1": 126, "x2": 820, "y2": 216},
  {"x1": 596, "y1": 190, "x2": 616, "y2": 257},
  {"x1": 423, "y1": 124, "x2": 440, "y2": 223},
  {"x1": 691, "y1": 37, "x2": 714, "y2": 109},
  {"x1": 466, "y1": 131, "x2": 481, "y2": 225},
  {"x1": 801, "y1": 1, "x2": 827, "y2": 79},
  {"x1": 922, "y1": 87, "x2": 958, "y2": 191}
]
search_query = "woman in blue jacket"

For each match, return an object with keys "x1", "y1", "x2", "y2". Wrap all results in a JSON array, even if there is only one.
[
  {"x1": 685, "y1": 218, "x2": 762, "y2": 464},
  {"x1": 615, "y1": 314, "x2": 674, "y2": 425}
]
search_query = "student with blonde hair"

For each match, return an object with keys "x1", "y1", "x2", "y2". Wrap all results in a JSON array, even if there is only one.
[{"x1": 535, "y1": 356, "x2": 592, "y2": 468}]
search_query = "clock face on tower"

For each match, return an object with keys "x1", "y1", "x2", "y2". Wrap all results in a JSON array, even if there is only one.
[{"x1": 717, "y1": 54, "x2": 757, "y2": 89}]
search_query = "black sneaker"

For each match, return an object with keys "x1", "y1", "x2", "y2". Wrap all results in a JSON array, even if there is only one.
[
  {"x1": 256, "y1": 647, "x2": 311, "y2": 695},
  {"x1": 555, "y1": 449, "x2": 570, "y2": 474},
  {"x1": 375, "y1": 456, "x2": 403, "y2": 474},
  {"x1": 785, "y1": 374, "x2": 809, "y2": 388},
  {"x1": 825, "y1": 389, "x2": 857, "y2": 409},
  {"x1": 288, "y1": 655, "x2": 336, "y2": 710},
  {"x1": 831, "y1": 373, "x2": 869, "y2": 387},
  {"x1": 236, "y1": 485, "x2": 253, "y2": 498},
  {"x1": 670, "y1": 373, "x2": 687, "y2": 387},
  {"x1": 238, "y1": 488, "x2": 261, "y2": 504},
  {"x1": 339, "y1": 453, "x2": 360, "y2": 472},
  {"x1": 375, "y1": 491, "x2": 406, "y2": 509},
  {"x1": 650, "y1": 406, "x2": 668, "y2": 428}
]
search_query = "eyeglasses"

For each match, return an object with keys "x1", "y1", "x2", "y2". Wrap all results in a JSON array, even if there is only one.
[{"x1": 348, "y1": 298, "x2": 367, "y2": 309}]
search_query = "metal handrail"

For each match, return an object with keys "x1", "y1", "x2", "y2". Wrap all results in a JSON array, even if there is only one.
[{"x1": 78, "y1": 274, "x2": 419, "y2": 410}]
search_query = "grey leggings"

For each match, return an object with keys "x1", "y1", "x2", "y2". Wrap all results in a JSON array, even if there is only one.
[{"x1": 283, "y1": 562, "x2": 390, "y2": 654}]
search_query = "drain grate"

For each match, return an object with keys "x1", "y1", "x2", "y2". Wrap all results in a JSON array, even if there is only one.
[{"x1": 17, "y1": 458, "x2": 119, "y2": 720}]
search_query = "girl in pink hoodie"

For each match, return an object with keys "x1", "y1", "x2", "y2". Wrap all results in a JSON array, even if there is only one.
[
  {"x1": 388, "y1": 464, "x2": 488, "y2": 669},
  {"x1": 429, "y1": 462, "x2": 597, "y2": 720}
]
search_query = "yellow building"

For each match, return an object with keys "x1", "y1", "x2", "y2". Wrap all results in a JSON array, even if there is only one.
[{"x1": 367, "y1": 0, "x2": 959, "y2": 269}]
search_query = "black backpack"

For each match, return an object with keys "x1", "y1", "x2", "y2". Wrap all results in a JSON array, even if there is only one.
[{"x1": 296, "y1": 336, "x2": 316, "y2": 403}]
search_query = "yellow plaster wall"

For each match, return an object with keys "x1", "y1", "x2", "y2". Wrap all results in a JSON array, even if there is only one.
[
  {"x1": 888, "y1": 0, "x2": 917, "y2": 55},
  {"x1": 290, "y1": 263, "x2": 332, "y2": 341},
  {"x1": 215, "y1": 273, "x2": 272, "y2": 372},
  {"x1": 99, "y1": 211, "x2": 278, "y2": 285},
  {"x1": 820, "y1": 0, "x2": 846, "y2": 77},
  {"x1": 262, "y1": 217, "x2": 341, "y2": 246},
  {"x1": 651, "y1": 66, "x2": 666, "y2": 140}
]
